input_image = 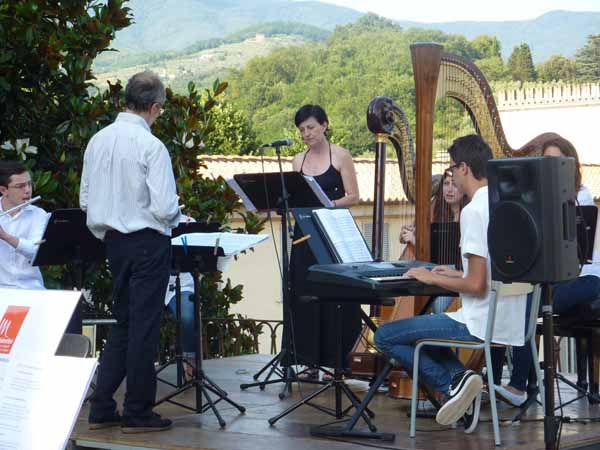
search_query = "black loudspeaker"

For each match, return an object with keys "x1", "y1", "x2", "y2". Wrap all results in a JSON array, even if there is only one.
[{"x1": 487, "y1": 156, "x2": 578, "y2": 283}]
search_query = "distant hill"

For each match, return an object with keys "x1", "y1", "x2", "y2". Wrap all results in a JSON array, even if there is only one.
[
  {"x1": 110, "y1": 0, "x2": 359, "y2": 53},
  {"x1": 94, "y1": 35, "x2": 308, "y2": 92},
  {"x1": 94, "y1": 21, "x2": 330, "y2": 73},
  {"x1": 108, "y1": 2, "x2": 598, "y2": 63},
  {"x1": 399, "y1": 11, "x2": 600, "y2": 62}
]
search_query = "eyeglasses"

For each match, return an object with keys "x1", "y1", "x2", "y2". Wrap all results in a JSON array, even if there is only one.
[
  {"x1": 445, "y1": 162, "x2": 462, "y2": 178},
  {"x1": 7, "y1": 181, "x2": 33, "y2": 190},
  {"x1": 154, "y1": 102, "x2": 165, "y2": 116}
]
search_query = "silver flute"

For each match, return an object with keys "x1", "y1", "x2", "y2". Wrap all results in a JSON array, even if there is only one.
[{"x1": 0, "y1": 195, "x2": 41, "y2": 218}]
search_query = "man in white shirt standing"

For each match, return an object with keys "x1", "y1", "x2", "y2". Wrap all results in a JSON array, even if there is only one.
[
  {"x1": 0, "y1": 161, "x2": 48, "y2": 290},
  {"x1": 375, "y1": 135, "x2": 527, "y2": 434},
  {"x1": 80, "y1": 71, "x2": 180, "y2": 433}
]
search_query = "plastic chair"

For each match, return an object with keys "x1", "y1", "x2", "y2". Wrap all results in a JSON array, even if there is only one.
[
  {"x1": 409, "y1": 281, "x2": 542, "y2": 446},
  {"x1": 56, "y1": 333, "x2": 92, "y2": 358}
]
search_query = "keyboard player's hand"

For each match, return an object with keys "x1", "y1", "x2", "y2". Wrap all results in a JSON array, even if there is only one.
[
  {"x1": 431, "y1": 266, "x2": 463, "y2": 278},
  {"x1": 403, "y1": 267, "x2": 436, "y2": 284}
]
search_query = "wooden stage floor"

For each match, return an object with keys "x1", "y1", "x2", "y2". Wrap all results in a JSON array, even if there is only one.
[{"x1": 71, "y1": 354, "x2": 600, "y2": 450}]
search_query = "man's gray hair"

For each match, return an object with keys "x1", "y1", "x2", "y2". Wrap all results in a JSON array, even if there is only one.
[{"x1": 124, "y1": 71, "x2": 166, "y2": 113}]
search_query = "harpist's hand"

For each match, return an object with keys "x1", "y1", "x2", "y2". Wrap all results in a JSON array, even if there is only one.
[{"x1": 399, "y1": 224, "x2": 416, "y2": 245}]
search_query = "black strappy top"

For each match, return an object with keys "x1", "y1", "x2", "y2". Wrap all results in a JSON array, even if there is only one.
[{"x1": 299, "y1": 144, "x2": 345, "y2": 201}]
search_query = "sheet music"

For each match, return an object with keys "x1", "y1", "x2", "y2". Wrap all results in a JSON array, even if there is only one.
[
  {"x1": 303, "y1": 176, "x2": 334, "y2": 208},
  {"x1": 226, "y1": 178, "x2": 257, "y2": 212},
  {"x1": 172, "y1": 232, "x2": 269, "y2": 256},
  {"x1": 313, "y1": 209, "x2": 373, "y2": 263}
]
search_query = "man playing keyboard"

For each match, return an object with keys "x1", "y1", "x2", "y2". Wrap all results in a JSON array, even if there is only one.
[{"x1": 374, "y1": 135, "x2": 528, "y2": 434}]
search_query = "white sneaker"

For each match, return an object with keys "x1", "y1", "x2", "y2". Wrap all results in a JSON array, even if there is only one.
[
  {"x1": 494, "y1": 384, "x2": 527, "y2": 407},
  {"x1": 436, "y1": 370, "x2": 483, "y2": 426},
  {"x1": 463, "y1": 391, "x2": 482, "y2": 434}
]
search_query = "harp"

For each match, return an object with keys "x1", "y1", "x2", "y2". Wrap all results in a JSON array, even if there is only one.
[{"x1": 350, "y1": 42, "x2": 556, "y2": 383}]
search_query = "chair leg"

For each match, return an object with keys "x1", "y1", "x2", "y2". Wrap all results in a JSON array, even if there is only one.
[
  {"x1": 485, "y1": 346, "x2": 502, "y2": 446},
  {"x1": 576, "y1": 336, "x2": 589, "y2": 391},
  {"x1": 410, "y1": 343, "x2": 423, "y2": 438},
  {"x1": 531, "y1": 336, "x2": 545, "y2": 411}
]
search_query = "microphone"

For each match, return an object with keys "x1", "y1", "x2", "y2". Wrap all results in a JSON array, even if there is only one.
[{"x1": 261, "y1": 138, "x2": 293, "y2": 148}]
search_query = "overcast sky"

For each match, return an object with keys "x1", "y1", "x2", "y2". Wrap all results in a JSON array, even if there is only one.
[{"x1": 308, "y1": 0, "x2": 600, "y2": 22}]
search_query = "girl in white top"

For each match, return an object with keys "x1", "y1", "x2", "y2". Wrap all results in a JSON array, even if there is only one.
[{"x1": 494, "y1": 135, "x2": 600, "y2": 407}]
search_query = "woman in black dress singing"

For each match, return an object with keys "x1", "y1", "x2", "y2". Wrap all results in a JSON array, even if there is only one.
[{"x1": 284, "y1": 104, "x2": 360, "y2": 379}]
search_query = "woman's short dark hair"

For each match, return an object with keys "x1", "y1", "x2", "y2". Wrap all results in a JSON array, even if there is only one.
[
  {"x1": 294, "y1": 104, "x2": 329, "y2": 128},
  {"x1": 125, "y1": 71, "x2": 166, "y2": 113},
  {"x1": 543, "y1": 136, "x2": 582, "y2": 193},
  {"x1": 447, "y1": 134, "x2": 493, "y2": 180},
  {"x1": 0, "y1": 161, "x2": 28, "y2": 188}
]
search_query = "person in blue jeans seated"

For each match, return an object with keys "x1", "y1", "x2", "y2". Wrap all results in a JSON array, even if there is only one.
[
  {"x1": 165, "y1": 215, "x2": 232, "y2": 378},
  {"x1": 375, "y1": 134, "x2": 528, "y2": 433},
  {"x1": 491, "y1": 135, "x2": 600, "y2": 407},
  {"x1": 165, "y1": 266, "x2": 196, "y2": 377}
]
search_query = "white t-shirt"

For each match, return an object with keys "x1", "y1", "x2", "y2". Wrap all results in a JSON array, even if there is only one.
[
  {"x1": 445, "y1": 186, "x2": 528, "y2": 346},
  {"x1": 577, "y1": 186, "x2": 600, "y2": 279}
]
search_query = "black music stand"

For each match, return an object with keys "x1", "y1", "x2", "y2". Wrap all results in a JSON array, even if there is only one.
[
  {"x1": 235, "y1": 172, "x2": 330, "y2": 397},
  {"x1": 267, "y1": 207, "x2": 379, "y2": 432},
  {"x1": 33, "y1": 208, "x2": 105, "y2": 334},
  {"x1": 155, "y1": 221, "x2": 219, "y2": 389},
  {"x1": 154, "y1": 236, "x2": 246, "y2": 427}
]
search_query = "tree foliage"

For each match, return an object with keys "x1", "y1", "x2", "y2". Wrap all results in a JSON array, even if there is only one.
[
  {"x1": 226, "y1": 17, "x2": 510, "y2": 156},
  {"x1": 575, "y1": 34, "x2": 600, "y2": 82},
  {"x1": 537, "y1": 55, "x2": 578, "y2": 82},
  {"x1": 507, "y1": 43, "x2": 537, "y2": 83},
  {"x1": 0, "y1": 0, "x2": 264, "y2": 357}
]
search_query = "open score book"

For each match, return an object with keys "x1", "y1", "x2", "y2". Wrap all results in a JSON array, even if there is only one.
[{"x1": 312, "y1": 208, "x2": 374, "y2": 263}]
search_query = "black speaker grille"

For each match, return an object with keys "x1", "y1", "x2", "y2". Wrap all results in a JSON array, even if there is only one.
[{"x1": 489, "y1": 202, "x2": 541, "y2": 280}]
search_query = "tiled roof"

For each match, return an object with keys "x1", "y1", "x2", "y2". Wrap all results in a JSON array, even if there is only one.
[{"x1": 198, "y1": 155, "x2": 600, "y2": 202}]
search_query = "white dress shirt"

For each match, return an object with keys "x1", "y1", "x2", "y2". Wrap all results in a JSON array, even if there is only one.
[
  {"x1": 445, "y1": 186, "x2": 528, "y2": 346},
  {"x1": 577, "y1": 185, "x2": 600, "y2": 278},
  {"x1": 0, "y1": 199, "x2": 49, "y2": 289},
  {"x1": 80, "y1": 112, "x2": 180, "y2": 240}
]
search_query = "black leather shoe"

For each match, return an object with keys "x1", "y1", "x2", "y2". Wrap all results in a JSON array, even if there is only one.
[
  {"x1": 89, "y1": 411, "x2": 122, "y2": 430},
  {"x1": 121, "y1": 412, "x2": 172, "y2": 434}
]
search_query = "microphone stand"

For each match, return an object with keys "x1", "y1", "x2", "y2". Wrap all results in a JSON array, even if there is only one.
[
  {"x1": 240, "y1": 142, "x2": 310, "y2": 398},
  {"x1": 274, "y1": 142, "x2": 298, "y2": 396}
]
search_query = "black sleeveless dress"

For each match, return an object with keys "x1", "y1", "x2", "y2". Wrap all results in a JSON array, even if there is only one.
[{"x1": 282, "y1": 146, "x2": 361, "y2": 368}]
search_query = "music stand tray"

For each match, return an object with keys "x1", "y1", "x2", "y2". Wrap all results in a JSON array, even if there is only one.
[
  {"x1": 232, "y1": 171, "x2": 331, "y2": 212},
  {"x1": 33, "y1": 208, "x2": 105, "y2": 285}
]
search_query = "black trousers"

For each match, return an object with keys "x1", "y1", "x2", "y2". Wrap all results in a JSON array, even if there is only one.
[{"x1": 89, "y1": 229, "x2": 171, "y2": 419}]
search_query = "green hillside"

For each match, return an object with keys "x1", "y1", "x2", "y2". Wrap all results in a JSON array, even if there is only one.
[
  {"x1": 109, "y1": 0, "x2": 359, "y2": 53},
  {"x1": 107, "y1": 0, "x2": 598, "y2": 64},
  {"x1": 224, "y1": 18, "x2": 514, "y2": 156},
  {"x1": 94, "y1": 35, "x2": 308, "y2": 93}
]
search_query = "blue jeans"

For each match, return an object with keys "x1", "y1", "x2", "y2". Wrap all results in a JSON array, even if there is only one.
[
  {"x1": 492, "y1": 275, "x2": 600, "y2": 391},
  {"x1": 167, "y1": 291, "x2": 196, "y2": 357},
  {"x1": 431, "y1": 296, "x2": 454, "y2": 314},
  {"x1": 374, "y1": 314, "x2": 479, "y2": 393}
]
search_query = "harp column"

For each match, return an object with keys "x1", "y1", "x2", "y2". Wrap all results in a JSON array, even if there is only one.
[
  {"x1": 371, "y1": 133, "x2": 387, "y2": 262},
  {"x1": 410, "y1": 43, "x2": 443, "y2": 262}
]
